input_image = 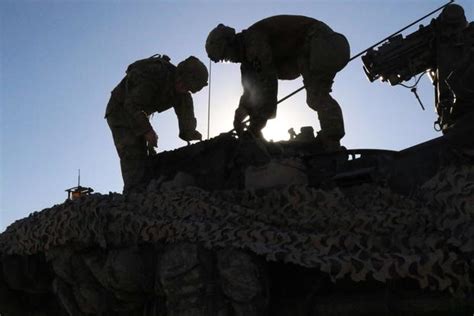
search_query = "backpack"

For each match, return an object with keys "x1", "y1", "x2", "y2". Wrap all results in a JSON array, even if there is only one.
[{"x1": 125, "y1": 54, "x2": 172, "y2": 82}]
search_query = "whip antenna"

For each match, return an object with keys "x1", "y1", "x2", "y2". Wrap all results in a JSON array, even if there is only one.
[{"x1": 207, "y1": 59, "x2": 212, "y2": 139}]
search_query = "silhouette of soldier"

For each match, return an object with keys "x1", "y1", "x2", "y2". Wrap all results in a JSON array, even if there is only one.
[
  {"x1": 105, "y1": 55, "x2": 208, "y2": 193},
  {"x1": 206, "y1": 15, "x2": 350, "y2": 150},
  {"x1": 432, "y1": 4, "x2": 473, "y2": 131}
]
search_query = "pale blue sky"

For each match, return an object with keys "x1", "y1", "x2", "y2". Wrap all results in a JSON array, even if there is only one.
[{"x1": 1, "y1": 0, "x2": 472, "y2": 231}]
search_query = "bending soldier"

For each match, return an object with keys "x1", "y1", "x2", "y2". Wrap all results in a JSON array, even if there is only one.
[
  {"x1": 105, "y1": 54, "x2": 208, "y2": 193},
  {"x1": 206, "y1": 15, "x2": 350, "y2": 150}
]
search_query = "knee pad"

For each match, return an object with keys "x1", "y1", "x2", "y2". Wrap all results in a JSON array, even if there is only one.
[{"x1": 306, "y1": 91, "x2": 332, "y2": 112}]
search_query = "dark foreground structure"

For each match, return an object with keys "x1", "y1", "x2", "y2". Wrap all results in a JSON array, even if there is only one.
[{"x1": 1, "y1": 116, "x2": 474, "y2": 315}]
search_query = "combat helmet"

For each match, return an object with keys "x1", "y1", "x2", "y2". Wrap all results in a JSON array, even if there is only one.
[
  {"x1": 438, "y1": 4, "x2": 468, "y2": 29},
  {"x1": 206, "y1": 24, "x2": 236, "y2": 62},
  {"x1": 176, "y1": 56, "x2": 208, "y2": 93}
]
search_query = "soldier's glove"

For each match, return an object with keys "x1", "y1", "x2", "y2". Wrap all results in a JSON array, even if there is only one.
[
  {"x1": 246, "y1": 115, "x2": 267, "y2": 139},
  {"x1": 233, "y1": 106, "x2": 249, "y2": 137},
  {"x1": 179, "y1": 129, "x2": 202, "y2": 142},
  {"x1": 233, "y1": 119, "x2": 245, "y2": 136}
]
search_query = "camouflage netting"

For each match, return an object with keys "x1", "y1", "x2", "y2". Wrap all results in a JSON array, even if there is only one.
[{"x1": 1, "y1": 164, "x2": 473, "y2": 295}]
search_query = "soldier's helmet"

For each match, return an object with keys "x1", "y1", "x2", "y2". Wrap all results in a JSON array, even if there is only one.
[
  {"x1": 176, "y1": 56, "x2": 209, "y2": 93},
  {"x1": 439, "y1": 4, "x2": 468, "y2": 29},
  {"x1": 206, "y1": 24, "x2": 236, "y2": 62}
]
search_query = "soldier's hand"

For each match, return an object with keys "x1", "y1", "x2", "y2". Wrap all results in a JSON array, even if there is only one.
[
  {"x1": 179, "y1": 130, "x2": 202, "y2": 142},
  {"x1": 144, "y1": 129, "x2": 158, "y2": 148},
  {"x1": 233, "y1": 119, "x2": 245, "y2": 136}
]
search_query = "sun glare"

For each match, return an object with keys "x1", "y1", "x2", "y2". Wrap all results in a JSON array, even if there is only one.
[
  {"x1": 262, "y1": 118, "x2": 292, "y2": 142},
  {"x1": 262, "y1": 101, "x2": 319, "y2": 142}
]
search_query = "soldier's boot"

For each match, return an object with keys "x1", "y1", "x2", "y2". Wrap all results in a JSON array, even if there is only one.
[
  {"x1": 314, "y1": 131, "x2": 343, "y2": 152},
  {"x1": 159, "y1": 243, "x2": 225, "y2": 316},
  {"x1": 217, "y1": 249, "x2": 268, "y2": 316}
]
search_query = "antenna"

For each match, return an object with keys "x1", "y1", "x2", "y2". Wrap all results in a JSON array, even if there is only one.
[
  {"x1": 207, "y1": 59, "x2": 212, "y2": 140},
  {"x1": 65, "y1": 169, "x2": 94, "y2": 200}
]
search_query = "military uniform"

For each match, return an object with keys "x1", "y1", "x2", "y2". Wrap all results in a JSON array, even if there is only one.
[
  {"x1": 105, "y1": 55, "x2": 201, "y2": 193},
  {"x1": 207, "y1": 16, "x2": 350, "y2": 147}
]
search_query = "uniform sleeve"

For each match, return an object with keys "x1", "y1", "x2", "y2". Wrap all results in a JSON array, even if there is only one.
[
  {"x1": 123, "y1": 71, "x2": 157, "y2": 136},
  {"x1": 239, "y1": 31, "x2": 278, "y2": 120},
  {"x1": 173, "y1": 92, "x2": 197, "y2": 134}
]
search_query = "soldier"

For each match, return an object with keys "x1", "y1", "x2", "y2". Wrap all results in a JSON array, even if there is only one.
[
  {"x1": 432, "y1": 4, "x2": 473, "y2": 131},
  {"x1": 105, "y1": 54, "x2": 208, "y2": 194},
  {"x1": 361, "y1": 3, "x2": 473, "y2": 133},
  {"x1": 206, "y1": 15, "x2": 350, "y2": 151}
]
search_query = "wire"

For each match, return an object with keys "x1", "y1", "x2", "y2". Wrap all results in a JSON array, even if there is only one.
[
  {"x1": 397, "y1": 71, "x2": 427, "y2": 89},
  {"x1": 397, "y1": 72, "x2": 428, "y2": 110},
  {"x1": 207, "y1": 59, "x2": 212, "y2": 140}
]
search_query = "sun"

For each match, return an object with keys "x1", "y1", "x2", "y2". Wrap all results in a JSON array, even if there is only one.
[
  {"x1": 262, "y1": 118, "x2": 292, "y2": 142},
  {"x1": 261, "y1": 99, "x2": 320, "y2": 142}
]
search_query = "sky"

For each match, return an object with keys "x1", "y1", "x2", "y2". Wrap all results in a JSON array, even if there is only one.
[{"x1": 1, "y1": 0, "x2": 472, "y2": 232}]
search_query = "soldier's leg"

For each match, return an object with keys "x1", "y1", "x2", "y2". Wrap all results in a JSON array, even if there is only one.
[
  {"x1": 302, "y1": 71, "x2": 346, "y2": 146},
  {"x1": 107, "y1": 117, "x2": 147, "y2": 194},
  {"x1": 304, "y1": 75, "x2": 345, "y2": 145},
  {"x1": 217, "y1": 248, "x2": 268, "y2": 316},
  {"x1": 301, "y1": 29, "x2": 350, "y2": 150}
]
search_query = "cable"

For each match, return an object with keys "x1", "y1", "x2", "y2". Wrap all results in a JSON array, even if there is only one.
[
  {"x1": 207, "y1": 59, "x2": 212, "y2": 140},
  {"x1": 397, "y1": 72, "x2": 428, "y2": 110},
  {"x1": 398, "y1": 72, "x2": 427, "y2": 89}
]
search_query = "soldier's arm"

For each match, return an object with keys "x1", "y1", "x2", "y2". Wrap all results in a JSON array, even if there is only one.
[
  {"x1": 174, "y1": 92, "x2": 202, "y2": 141},
  {"x1": 239, "y1": 31, "x2": 278, "y2": 121}
]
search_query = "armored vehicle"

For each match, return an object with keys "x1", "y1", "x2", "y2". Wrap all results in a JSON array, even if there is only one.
[{"x1": 1, "y1": 3, "x2": 473, "y2": 315}]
